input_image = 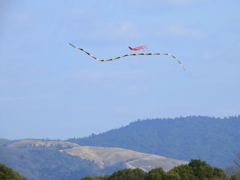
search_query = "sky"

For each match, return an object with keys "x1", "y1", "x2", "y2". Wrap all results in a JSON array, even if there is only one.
[{"x1": 1, "y1": 0, "x2": 240, "y2": 140}]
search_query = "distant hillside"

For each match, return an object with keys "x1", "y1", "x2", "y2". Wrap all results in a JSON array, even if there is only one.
[
  {"x1": 68, "y1": 116, "x2": 240, "y2": 167},
  {"x1": 0, "y1": 140, "x2": 101, "y2": 180},
  {"x1": 61, "y1": 145, "x2": 187, "y2": 171},
  {"x1": 0, "y1": 139, "x2": 187, "y2": 180}
]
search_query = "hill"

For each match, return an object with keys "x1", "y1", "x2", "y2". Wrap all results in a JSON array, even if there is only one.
[
  {"x1": 68, "y1": 116, "x2": 240, "y2": 167},
  {"x1": 61, "y1": 145, "x2": 187, "y2": 171},
  {"x1": 0, "y1": 139, "x2": 100, "y2": 180},
  {"x1": 0, "y1": 139, "x2": 187, "y2": 180}
]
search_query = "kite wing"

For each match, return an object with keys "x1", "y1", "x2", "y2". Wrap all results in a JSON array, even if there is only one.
[{"x1": 128, "y1": 45, "x2": 148, "y2": 51}]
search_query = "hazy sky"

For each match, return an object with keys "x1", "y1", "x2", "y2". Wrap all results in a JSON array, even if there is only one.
[{"x1": 1, "y1": 0, "x2": 240, "y2": 140}]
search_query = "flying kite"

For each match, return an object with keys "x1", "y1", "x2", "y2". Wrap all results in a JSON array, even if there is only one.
[
  {"x1": 128, "y1": 45, "x2": 148, "y2": 51},
  {"x1": 69, "y1": 43, "x2": 206, "y2": 78}
]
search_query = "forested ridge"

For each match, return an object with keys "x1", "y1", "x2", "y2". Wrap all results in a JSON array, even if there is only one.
[{"x1": 68, "y1": 116, "x2": 240, "y2": 167}]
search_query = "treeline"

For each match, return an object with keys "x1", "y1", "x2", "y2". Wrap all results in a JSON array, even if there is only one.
[
  {"x1": 81, "y1": 159, "x2": 240, "y2": 180},
  {"x1": 1, "y1": 157, "x2": 240, "y2": 180},
  {"x1": 68, "y1": 116, "x2": 240, "y2": 167}
]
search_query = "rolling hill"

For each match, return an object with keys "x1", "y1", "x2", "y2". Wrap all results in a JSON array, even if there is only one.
[
  {"x1": 68, "y1": 116, "x2": 240, "y2": 167},
  {"x1": 0, "y1": 139, "x2": 187, "y2": 180}
]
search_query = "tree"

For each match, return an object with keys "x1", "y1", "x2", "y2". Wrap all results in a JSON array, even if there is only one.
[
  {"x1": 234, "y1": 152, "x2": 240, "y2": 169},
  {"x1": 164, "y1": 171, "x2": 180, "y2": 180},
  {"x1": 224, "y1": 166, "x2": 237, "y2": 177},
  {"x1": 145, "y1": 167, "x2": 166, "y2": 180},
  {"x1": 108, "y1": 168, "x2": 146, "y2": 180},
  {"x1": 224, "y1": 152, "x2": 240, "y2": 177},
  {"x1": 169, "y1": 164, "x2": 195, "y2": 180},
  {"x1": 188, "y1": 159, "x2": 214, "y2": 180},
  {"x1": 229, "y1": 170, "x2": 240, "y2": 180},
  {"x1": 213, "y1": 167, "x2": 228, "y2": 180},
  {"x1": 234, "y1": 170, "x2": 240, "y2": 180},
  {"x1": 81, "y1": 176, "x2": 96, "y2": 180},
  {"x1": 81, "y1": 175, "x2": 110, "y2": 180},
  {"x1": 0, "y1": 164, "x2": 28, "y2": 180}
]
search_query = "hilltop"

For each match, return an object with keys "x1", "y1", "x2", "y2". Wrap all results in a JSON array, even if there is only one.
[{"x1": 68, "y1": 116, "x2": 240, "y2": 167}]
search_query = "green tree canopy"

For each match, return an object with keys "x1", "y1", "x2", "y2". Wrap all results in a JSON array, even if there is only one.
[
  {"x1": 188, "y1": 159, "x2": 214, "y2": 180},
  {"x1": 169, "y1": 164, "x2": 195, "y2": 180},
  {"x1": 108, "y1": 168, "x2": 146, "y2": 180},
  {"x1": 145, "y1": 167, "x2": 166, "y2": 180},
  {"x1": 164, "y1": 171, "x2": 180, "y2": 180},
  {"x1": 0, "y1": 164, "x2": 27, "y2": 180}
]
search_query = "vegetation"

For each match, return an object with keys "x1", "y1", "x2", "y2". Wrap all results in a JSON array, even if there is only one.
[
  {"x1": 0, "y1": 163, "x2": 27, "y2": 180},
  {"x1": 0, "y1": 145, "x2": 101, "y2": 180},
  {"x1": 0, "y1": 139, "x2": 187, "y2": 180},
  {"x1": 1, "y1": 116, "x2": 240, "y2": 180},
  {"x1": 68, "y1": 116, "x2": 240, "y2": 167},
  {"x1": 224, "y1": 152, "x2": 240, "y2": 180},
  {"x1": 81, "y1": 159, "x2": 230, "y2": 180}
]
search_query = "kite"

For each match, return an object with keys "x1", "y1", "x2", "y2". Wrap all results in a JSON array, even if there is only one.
[
  {"x1": 128, "y1": 45, "x2": 148, "y2": 51},
  {"x1": 69, "y1": 43, "x2": 206, "y2": 78}
]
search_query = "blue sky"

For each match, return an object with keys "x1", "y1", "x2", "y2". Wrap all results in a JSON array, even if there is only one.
[{"x1": 1, "y1": 0, "x2": 240, "y2": 140}]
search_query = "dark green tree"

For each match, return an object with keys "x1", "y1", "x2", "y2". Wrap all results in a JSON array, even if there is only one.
[
  {"x1": 102, "y1": 175, "x2": 111, "y2": 180},
  {"x1": 188, "y1": 159, "x2": 214, "y2": 180},
  {"x1": 0, "y1": 164, "x2": 28, "y2": 180},
  {"x1": 169, "y1": 164, "x2": 195, "y2": 180},
  {"x1": 145, "y1": 167, "x2": 166, "y2": 180},
  {"x1": 108, "y1": 168, "x2": 146, "y2": 180},
  {"x1": 81, "y1": 176, "x2": 96, "y2": 180},
  {"x1": 164, "y1": 171, "x2": 180, "y2": 180}
]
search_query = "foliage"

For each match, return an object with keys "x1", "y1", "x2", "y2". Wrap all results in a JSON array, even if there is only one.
[
  {"x1": 145, "y1": 167, "x2": 165, "y2": 180},
  {"x1": 0, "y1": 163, "x2": 27, "y2": 180},
  {"x1": 188, "y1": 159, "x2": 228, "y2": 180},
  {"x1": 188, "y1": 159, "x2": 214, "y2": 179},
  {"x1": 108, "y1": 168, "x2": 147, "y2": 180},
  {"x1": 164, "y1": 171, "x2": 181, "y2": 180},
  {"x1": 224, "y1": 152, "x2": 240, "y2": 178},
  {"x1": 68, "y1": 116, "x2": 240, "y2": 167},
  {"x1": 231, "y1": 170, "x2": 240, "y2": 180},
  {"x1": 213, "y1": 167, "x2": 229, "y2": 180},
  {"x1": 81, "y1": 159, "x2": 230, "y2": 180},
  {"x1": 169, "y1": 164, "x2": 195, "y2": 180}
]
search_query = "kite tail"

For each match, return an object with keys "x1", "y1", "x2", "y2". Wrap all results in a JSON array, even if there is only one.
[
  {"x1": 69, "y1": 43, "x2": 206, "y2": 78},
  {"x1": 69, "y1": 43, "x2": 76, "y2": 48}
]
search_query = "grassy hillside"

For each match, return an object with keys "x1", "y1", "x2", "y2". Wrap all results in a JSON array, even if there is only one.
[
  {"x1": 68, "y1": 116, "x2": 240, "y2": 167},
  {"x1": 61, "y1": 145, "x2": 188, "y2": 171},
  {"x1": 0, "y1": 139, "x2": 187, "y2": 180}
]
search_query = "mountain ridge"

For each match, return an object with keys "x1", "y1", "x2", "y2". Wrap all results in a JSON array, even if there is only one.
[{"x1": 68, "y1": 115, "x2": 240, "y2": 167}]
